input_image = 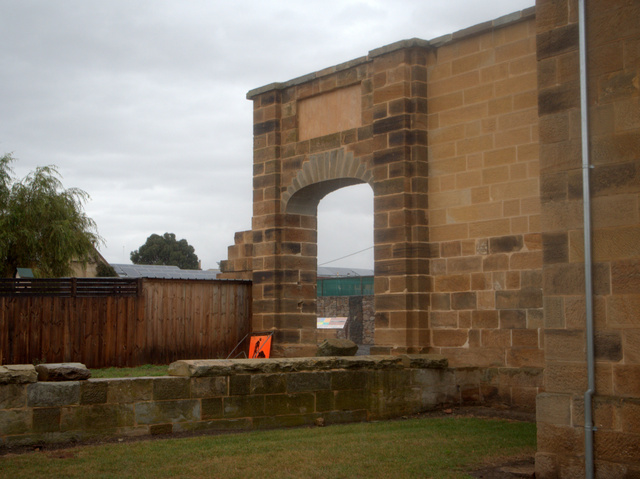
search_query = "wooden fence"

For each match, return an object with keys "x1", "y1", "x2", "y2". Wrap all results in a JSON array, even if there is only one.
[{"x1": 0, "y1": 278, "x2": 252, "y2": 368}]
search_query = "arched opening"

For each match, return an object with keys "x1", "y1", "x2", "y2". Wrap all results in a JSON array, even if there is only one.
[{"x1": 316, "y1": 183, "x2": 374, "y2": 351}]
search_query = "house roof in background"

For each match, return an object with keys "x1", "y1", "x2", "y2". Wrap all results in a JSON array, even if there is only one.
[
  {"x1": 317, "y1": 266, "x2": 373, "y2": 278},
  {"x1": 110, "y1": 264, "x2": 371, "y2": 280},
  {"x1": 111, "y1": 264, "x2": 220, "y2": 280}
]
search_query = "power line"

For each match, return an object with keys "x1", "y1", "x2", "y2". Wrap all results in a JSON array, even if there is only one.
[{"x1": 318, "y1": 246, "x2": 374, "y2": 266}]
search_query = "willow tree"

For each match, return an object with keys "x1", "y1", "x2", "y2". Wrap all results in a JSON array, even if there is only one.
[{"x1": 0, "y1": 154, "x2": 102, "y2": 277}]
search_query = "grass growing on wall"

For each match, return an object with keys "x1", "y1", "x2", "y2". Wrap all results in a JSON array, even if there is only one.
[
  {"x1": 90, "y1": 364, "x2": 169, "y2": 378},
  {"x1": 0, "y1": 416, "x2": 536, "y2": 479}
]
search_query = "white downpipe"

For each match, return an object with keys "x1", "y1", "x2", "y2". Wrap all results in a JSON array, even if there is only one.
[{"x1": 578, "y1": 1, "x2": 596, "y2": 478}]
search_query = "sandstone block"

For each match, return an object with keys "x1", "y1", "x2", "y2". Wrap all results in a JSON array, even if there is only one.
[
  {"x1": 0, "y1": 364, "x2": 37, "y2": 384},
  {"x1": 401, "y1": 354, "x2": 448, "y2": 370},
  {"x1": 315, "y1": 390, "x2": 335, "y2": 412},
  {"x1": 335, "y1": 388, "x2": 369, "y2": 411},
  {"x1": 80, "y1": 380, "x2": 108, "y2": 405},
  {"x1": 545, "y1": 363, "x2": 588, "y2": 394},
  {"x1": 224, "y1": 395, "x2": 265, "y2": 418},
  {"x1": 451, "y1": 292, "x2": 477, "y2": 310},
  {"x1": 537, "y1": 422, "x2": 584, "y2": 456},
  {"x1": 229, "y1": 375, "x2": 251, "y2": 396},
  {"x1": 153, "y1": 377, "x2": 190, "y2": 401},
  {"x1": 594, "y1": 430, "x2": 640, "y2": 465},
  {"x1": 107, "y1": 378, "x2": 153, "y2": 403},
  {"x1": 535, "y1": 453, "x2": 558, "y2": 479},
  {"x1": 36, "y1": 363, "x2": 91, "y2": 382},
  {"x1": 536, "y1": 393, "x2": 572, "y2": 426},
  {"x1": 331, "y1": 371, "x2": 369, "y2": 390},
  {"x1": 201, "y1": 397, "x2": 223, "y2": 419},
  {"x1": 264, "y1": 393, "x2": 313, "y2": 416},
  {"x1": 61, "y1": 404, "x2": 134, "y2": 432},
  {"x1": 32, "y1": 407, "x2": 61, "y2": 433},
  {"x1": 432, "y1": 329, "x2": 468, "y2": 347},
  {"x1": 28, "y1": 382, "x2": 80, "y2": 407},
  {"x1": 287, "y1": 372, "x2": 331, "y2": 392},
  {"x1": 0, "y1": 384, "x2": 27, "y2": 409},
  {"x1": 490, "y1": 235, "x2": 524, "y2": 253},
  {"x1": 595, "y1": 331, "x2": 623, "y2": 362},
  {"x1": 191, "y1": 376, "x2": 228, "y2": 398},
  {"x1": 499, "y1": 309, "x2": 527, "y2": 329},
  {"x1": 506, "y1": 348, "x2": 545, "y2": 368},
  {"x1": 0, "y1": 409, "x2": 31, "y2": 435},
  {"x1": 250, "y1": 374, "x2": 285, "y2": 395},
  {"x1": 315, "y1": 338, "x2": 358, "y2": 357},
  {"x1": 621, "y1": 400, "x2": 640, "y2": 434},
  {"x1": 544, "y1": 329, "x2": 584, "y2": 361},
  {"x1": 135, "y1": 400, "x2": 200, "y2": 425},
  {"x1": 614, "y1": 365, "x2": 640, "y2": 397}
]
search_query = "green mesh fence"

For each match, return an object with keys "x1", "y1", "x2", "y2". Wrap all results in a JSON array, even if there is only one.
[{"x1": 317, "y1": 276, "x2": 374, "y2": 297}]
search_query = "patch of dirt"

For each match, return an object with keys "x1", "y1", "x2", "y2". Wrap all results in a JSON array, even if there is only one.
[{"x1": 468, "y1": 456, "x2": 535, "y2": 478}]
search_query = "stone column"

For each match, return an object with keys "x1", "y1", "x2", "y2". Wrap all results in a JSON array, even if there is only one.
[{"x1": 369, "y1": 42, "x2": 431, "y2": 354}]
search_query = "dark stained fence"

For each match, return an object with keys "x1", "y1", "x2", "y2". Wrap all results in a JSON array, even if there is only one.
[{"x1": 0, "y1": 278, "x2": 251, "y2": 368}]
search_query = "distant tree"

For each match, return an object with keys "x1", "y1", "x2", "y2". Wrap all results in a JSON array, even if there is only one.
[
  {"x1": 130, "y1": 233, "x2": 199, "y2": 269},
  {"x1": 95, "y1": 261, "x2": 118, "y2": 277},
  {"x1": 0, "y1": 153, "x2": 102, "y2": 278}
]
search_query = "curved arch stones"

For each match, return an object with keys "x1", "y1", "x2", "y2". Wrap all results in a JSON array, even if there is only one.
[{"x1": 282, "y1": 149, "x2": 373, "y2": 215}]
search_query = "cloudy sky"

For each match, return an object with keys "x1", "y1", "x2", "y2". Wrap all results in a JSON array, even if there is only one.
[{"x1": 0, "y1": 0, "x2": 533, "y2": 271}]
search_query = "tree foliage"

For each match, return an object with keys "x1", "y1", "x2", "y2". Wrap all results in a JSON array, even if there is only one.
[
  {"x1": 130, "y1": 233, "x2": 199, "y2": 269},
  {"x1": 0, "y1": 154, "x2": 102, "y2": 278}
]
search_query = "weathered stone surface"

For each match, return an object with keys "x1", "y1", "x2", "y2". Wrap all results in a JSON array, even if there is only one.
[
  {"x1": 224, "y1": 395, "x2": 265, "y2": 418},
  {"x1": 201, "y1": 397, "x2": 223, "y2": 419},
  {"x1": 32, "y1": 407, "x2": 61, "y2": 433},
  {"x1": 80, "y1": 380, "x2": 108, "y2": 405},
  {"x1": 265, "y1": 393, "x2": 314, "y2": 415},
  {"x1": 61, "y1": 404, "x2": 135, "y2": 431},
  {"x1": 27, "y1": 382, "x2": 80, "y2": 407},
  {"x1": 106, "y1": 378, "x2": 153, "y2": 403},
  {"x1": 135, "y1": 400, "x2": 200, "y2": 425},
  {"x1": 0, "y1": 364, "x2": 37, "y2": 384},
  {"x1": 36, "y1": 363, "x2": 91, "y2": 382},
  {"x1": 401, "y1": 354, "x2": 448, "y2": 369},
  {"x1": 191, "y1": 376, "x2": 228, "y2": 398},
  {"x1": 0, "y1": 409, "x2": 31, "y2": 435},
  {"x1": 250, "y1": 374, "x2": 286, "y2": 395},
  {"x1": 287, "y1": 372, "x2": 330, "y2": 392},
  {"x1": 0, "y1": 384, "x2": 27, "y2": 409},
  {"x1": 152, "y1": 377, "x2": 190, "y2": 400},
  {"x1": 168, "y1": 356, "x2": 405, "y2": 377},
  {"x1": 315, "y1": 338, "x2": 358, "y2": 357}
]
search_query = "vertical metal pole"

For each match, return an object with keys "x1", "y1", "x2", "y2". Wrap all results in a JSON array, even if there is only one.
[{"x1": 578, "y1": 1, "x2": 596, "y2": 477}]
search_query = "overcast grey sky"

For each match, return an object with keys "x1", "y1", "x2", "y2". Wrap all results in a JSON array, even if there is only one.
[{"x1": 0, "y1": 0, "x2": 534, "y2": 271}]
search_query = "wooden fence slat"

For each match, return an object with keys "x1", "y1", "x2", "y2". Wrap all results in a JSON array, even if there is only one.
[{"x1": 0, "y1": 279, "x2": 251, "y2": 368}]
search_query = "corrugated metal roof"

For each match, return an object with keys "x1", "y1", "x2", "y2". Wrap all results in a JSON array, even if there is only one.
[
  {"x1": 111, "y1": 264, "x2": 220, "y2": 280},
  {"x1": 316, "y1": 266, "x2": 373, "y2": 278}
]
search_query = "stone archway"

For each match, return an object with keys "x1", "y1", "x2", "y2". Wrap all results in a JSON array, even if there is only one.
[{"x1": 220, "y1": 41, "x2": 431, "y2": 357}]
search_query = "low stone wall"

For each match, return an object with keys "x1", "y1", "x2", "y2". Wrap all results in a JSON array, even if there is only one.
[{"x1": 0, "y1": 356, "x2": 540, "y2": 449}]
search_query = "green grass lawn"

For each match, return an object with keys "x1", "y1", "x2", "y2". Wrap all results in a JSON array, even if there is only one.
[
  {"x1": 90, "y1": 364, "x2": 169, "y2": 378},
  {"x1": 0, "y1": 416, "x2": 535, "y2": 479}
]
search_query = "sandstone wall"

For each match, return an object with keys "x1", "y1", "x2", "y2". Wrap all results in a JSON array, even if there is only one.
[
  {"x1": 0, "y1": 357, "x2": 538, "y2": 449},
  {"x1": 424, "y1": 11, "x2": 543, "y2": 390},
  {"x1": 535, "y1": 0, "x2": 640, "y2": 477}
]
